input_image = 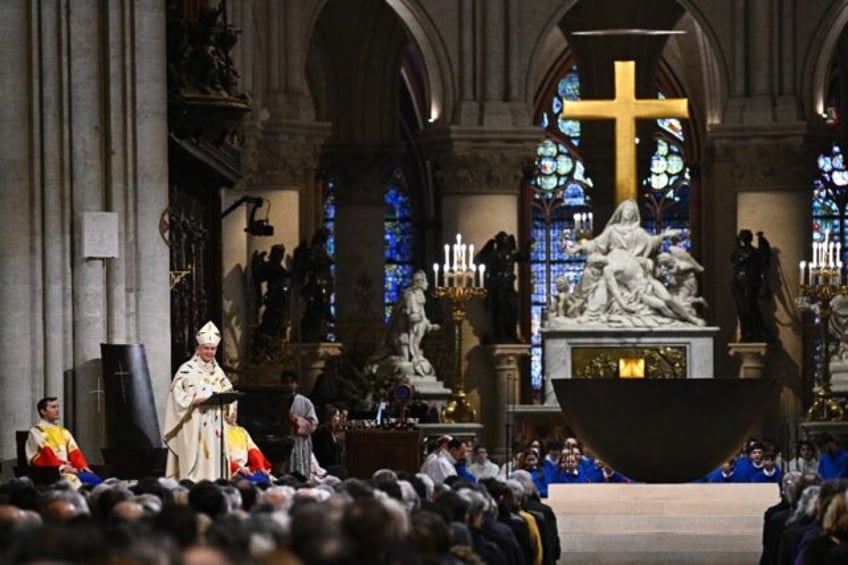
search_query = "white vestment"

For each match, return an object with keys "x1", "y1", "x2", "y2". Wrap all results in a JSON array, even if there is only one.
[{"x1": 163, "y1": 354, "x2": 233, "y2": 482}]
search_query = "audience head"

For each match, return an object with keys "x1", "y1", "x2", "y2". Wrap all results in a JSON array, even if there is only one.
[
  {"x1": 795, "y1": 439, "x2": 816, "y2": 460},
  {"x1": 188, "y1": 481, "x2": 228, "y2": 519}
]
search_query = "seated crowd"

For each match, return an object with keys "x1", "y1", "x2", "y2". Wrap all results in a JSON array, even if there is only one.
[
  {"x1": 0, "y1": 456, "x2": 563, "y2": 564},
  {"x1": 757, "y1": 433, "x2": 848, "y2": 565},
  {"x1": 9, "y1": 385, "x2": 848, "y2": 565}
]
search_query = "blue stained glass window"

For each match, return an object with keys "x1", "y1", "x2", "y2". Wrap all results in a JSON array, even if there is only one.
[
  {"x1": 812, "y1": 145, "x2": 848, "y2": 278},
  {"x1": 385, "y1": 170, "x2": 415, "y2": 322},
  {"x1": 322, "y1": 178, "x2": 337, "y2": 341}
]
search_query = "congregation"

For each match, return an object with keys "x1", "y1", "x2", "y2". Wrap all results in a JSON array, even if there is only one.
[{"x1": 8, "y1": 321, "x2": 848, "y2": 564}]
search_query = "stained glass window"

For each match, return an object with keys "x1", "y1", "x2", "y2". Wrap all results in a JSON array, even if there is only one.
[
  {"x1": 640, "y1": 94, "x2": 692, "y2": 249},
  {"x1": 529, "y1": 66, "x2": 594, "y2": 393},
  {"x1": 812, "y1": 144, "x2": 848, "y2": 274},
  {"x1": 385, "y1": 169, "x2": 416, "y2": 321},
  {"x1": 527, "y1": 65, "x2": 692, "y2": 394},
  {"x1": 806, "y1": 144, "x2": 848, "y2": 389},
  {"x1": 322, "y1": 178, "x2": 337, "y2": 341}
]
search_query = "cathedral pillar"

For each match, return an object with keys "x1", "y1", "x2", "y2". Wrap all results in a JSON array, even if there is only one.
[
  {"x1": 488, "y1": 343, "x2": 531, "y2": 461},
  {"x1": 329, "y1": 149, "x2": 401, "y2": 343},
  {"x1": 708, "y1": 125, "x2": 825, "y2": 436},
  {"x1": 0, "y1": 1, "x2": 170, "y2": 460},
  {"x1": 225, "y1": 120, "x2": 330, "y2": 372},
  {"x1": 423, "y1": 129, "x2": 539, "y2": 444}
]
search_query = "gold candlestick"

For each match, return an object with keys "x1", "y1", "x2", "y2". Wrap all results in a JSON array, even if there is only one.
[
  {"x1": 799, "y1": 264, "x2": 847, "y2": 421},
  {"x1": 434, "y1": 238, "x2": 487, "y2": 424}
]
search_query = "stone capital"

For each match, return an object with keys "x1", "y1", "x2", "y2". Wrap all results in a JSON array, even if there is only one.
[
  {"x1": 244, "y1": 119, "x2": 331, "y2": 189},
  {"x1": 708, "y1": 123, "x2": 827, "y2": 192},
  {"x1": 324, "y1": 146, "x2": 404, "y2": 205},
  {"x1": 419, "y1": 126, "x2": 542, "y2": 195}
]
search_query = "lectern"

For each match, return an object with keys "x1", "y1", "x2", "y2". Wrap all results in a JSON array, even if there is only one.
[{"x1": 201, "y1": 391, "x2": 245, "y2": 479}]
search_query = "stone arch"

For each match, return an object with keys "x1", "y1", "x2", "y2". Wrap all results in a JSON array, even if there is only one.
[
  {"x1": 385, "y1": 0, "x2": 456, "y2": 124},
  {"x1": 307, "y1": 0, "x2": 411, "y2": 145},
  {"x1": 524, "y1": 0, "x2": 728, "y2": 127},
  {"x1": 805, "y1": 0, "x2": 848, "y2": 119}
]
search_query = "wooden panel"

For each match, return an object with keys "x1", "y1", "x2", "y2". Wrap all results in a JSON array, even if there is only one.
[{"x1": 345, "y1": 430, "x2": 421, "y2": 479}]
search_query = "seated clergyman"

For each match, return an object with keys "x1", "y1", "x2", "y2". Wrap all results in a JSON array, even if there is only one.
[{"x1": 26, "y1": 396, "x2": 102, "y2": 488}]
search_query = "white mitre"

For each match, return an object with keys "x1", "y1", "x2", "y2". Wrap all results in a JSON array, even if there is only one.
[{"x1": 195, "y1": 321, "x2": 221, "y2": 346}]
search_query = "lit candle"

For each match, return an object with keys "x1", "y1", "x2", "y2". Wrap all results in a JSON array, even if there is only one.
[
  {"x1": 460, "y1": 243, "x2": 467, "y2": 270},
  {"x1": 478, "y1": 264, "x2": 486, "y2": 287},
  {"x1": 444, "y1": 244, "x2": 450, "y2": 271},
  {"x1": 588, "y1": 212, "x2": 593, "y2": 233},
  {"x1": 433, "y1": 263, "x2": 440, "y2": 287},
  {"x1": 470, "y1": 264, "x2": 477, "y2": 288},
  {"x1": 468, "y1": 244, "x2": 475, "y2": 270},
  {"x1": 574, "y1": 213, "x2": 581, "y2": 233},
  {"x1": 800, "y1": 260, "x2": 806, "y2": 285}
]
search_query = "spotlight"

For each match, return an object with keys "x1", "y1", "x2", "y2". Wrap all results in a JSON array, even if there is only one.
[
  {"x1": 222, "y1": 195, "x2": 275, "y2": 237},
  {"x1": 247, "y1": 218, "x2": 274, "y2": 236}
]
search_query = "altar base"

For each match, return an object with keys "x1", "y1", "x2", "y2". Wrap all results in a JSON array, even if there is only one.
[{"x1": 542, "y1": 326, "x2": 719, "y2": 380}]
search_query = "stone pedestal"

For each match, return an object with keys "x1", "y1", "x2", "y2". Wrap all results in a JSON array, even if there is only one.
[
  {"x1": 830, "y1": 358, "x2": 848, "y2": 393},
  {"x1": 542, "y1": 326, "x2": 720, "y2": 381},
  {"x1": 728, "y1": 342, "x2": 768, "y2": 378},
  {"x1": 291, "y1": 342, "x2": 343, "y2": 395},
  {"x1": 487, "y1": 343, "x2": 531, "y2": 461}
]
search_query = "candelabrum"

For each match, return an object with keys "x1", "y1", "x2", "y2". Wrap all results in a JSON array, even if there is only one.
[
  {"x1": 799, "y1": 254, "x2": 846, "y2": 421},
  {"x1": 433, "y1": 234, "x2": 487, "y2": 423}
]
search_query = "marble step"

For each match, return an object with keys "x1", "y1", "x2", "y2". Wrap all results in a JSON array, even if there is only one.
[{"x1": 549, "y1": 483, "x2": 776, "y2": 565}]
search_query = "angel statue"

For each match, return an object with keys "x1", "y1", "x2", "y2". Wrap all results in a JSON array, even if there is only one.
[
  {"x1": 476, "y1": 231, "x2": 530, "y2": 343},
  {"x1": 251, "y1": 244, "x2": 292, "y2": 338},
  {"x1": 292, "y1": 227, "x2": 335, "y2": 342}
]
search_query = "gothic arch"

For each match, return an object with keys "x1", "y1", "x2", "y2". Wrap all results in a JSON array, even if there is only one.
[
  {"x1": 524, "y1": 0, "x2": 727, "y2": 128},
  {"x1": 308, "y1": 0, "x2": 410, "y2": 144},
  {"x1": 674, "y1": 0, "x2": 729, "y2": 125},
  {"x1": 806, "y1": 0, "x2": 848, "y2": 118},
  {"x1": 385, "y1": 0, "x2": 456, "y2": 124}
]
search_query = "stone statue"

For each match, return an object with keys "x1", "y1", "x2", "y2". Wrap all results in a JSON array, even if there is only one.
[
  {"x1": 730, "y1": 229, "x2": 771, "y2": 342},
  {"x1": 476, "y1": 231, "x2": 529, "y2": 343},
  {"x1": 293, "y1": 227, "x2": 335, "y2": 342},
  {"x1": 386, "y1": 270, "x2": 441, "y2": 376},
  {"x1": 366, "y1": 270, "x2": 442, "y2": 382},
  {"x1": 657, "y1": 247, "x2": 707, "y2": 318},
  {"x1": 551, "y1": 199, "x2": 706, "y2": 328},
  {"x1": 829, "y1": 295, "x2": 848, "y2": 391}
]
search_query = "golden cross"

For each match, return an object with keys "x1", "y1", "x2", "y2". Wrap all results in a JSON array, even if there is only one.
[{"x1": 561, "y1": 60, "x2": 689, "y2": 204}]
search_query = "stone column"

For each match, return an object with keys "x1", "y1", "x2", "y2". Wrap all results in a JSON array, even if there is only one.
[
  {"x1": 228, "y1": 120, "x2": 329, "y2": 373},
  {"x1": 487, "y1": 343, "x2": 531, "y2": 461},
  {"x1": 330, "y1": 149, "x2": 401, "y2": 338},
  {"x1": 422, "y1": 128, "x2": 541, "y2": 420},
  {"x1": 709, "y1": 126, "x2": 823, "y2": 442},
  {"x1": 0, "y1": 1, "x2": 170, "y2": 461}
]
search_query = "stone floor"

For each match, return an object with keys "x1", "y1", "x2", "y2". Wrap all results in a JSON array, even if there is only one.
[{"x1": 547, "y1": 483, "x2": 779, "y2": 564}]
